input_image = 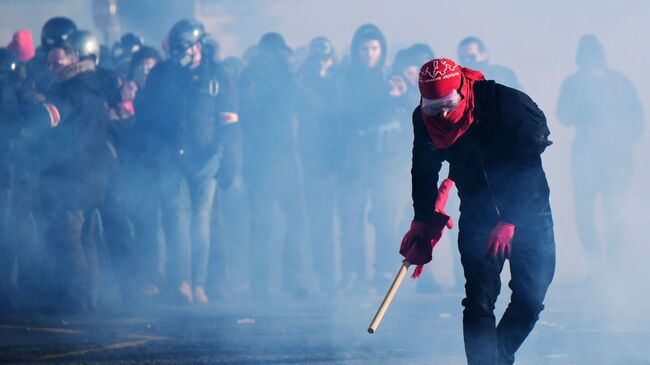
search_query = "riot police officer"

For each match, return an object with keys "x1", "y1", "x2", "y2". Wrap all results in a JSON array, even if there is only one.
[
  {"x1": 28, "y1": 17, "x2": 78, "y2": 94},
  {"x1": 140, "y1": 19, "x2": 241, "y2": 305}
]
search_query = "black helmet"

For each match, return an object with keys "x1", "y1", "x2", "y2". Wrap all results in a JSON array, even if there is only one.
[
  {"x1": 66, "y1": 30, "x2": 101, "y2": 65},
  {"x1": 111, "y1": 32, "x2": 144, "y2": 62},
  {"x1": 308, "y1": 36, "x2": 334, "y2": 60},
  {"x1": 258, "y1": 32, "x2": 291, "y2": 53},
  {"x1": 0, "y1": 48, "x2": 19, "y2": 79},
  {"x1": 41, "y1": 16, "x2": 77, "y2": 52},
  {"x1": 168, "y1": 19, "x2": 206, "y2": 54}
]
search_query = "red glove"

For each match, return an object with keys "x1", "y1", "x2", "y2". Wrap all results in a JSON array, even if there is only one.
[
  {"x1": 486, "y1": 221, "x2": 515, "y2": 258},
  {"x1": 434, "y1": 178, "x2": 454, "y2": 230},
  {"x1": 399, "y1": 218, "x2": 445, "y2": 265},
  {"x1": 400, "y1": 179, "x2": 454, "y2": 278}
]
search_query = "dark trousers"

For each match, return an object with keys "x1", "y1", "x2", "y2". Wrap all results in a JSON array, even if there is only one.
[
  {"x1": 459, "y1": 215, "x2": 555, "y2": 365},
  {"x1": 41, "y1": 207, "x2": 100, "y2": 311},
  {"x1": 122, "y1": 161, "x2": 163, "y2": 290},
  {"x1": 303, "y1": 171, "x2": 337, "y2": 293},
  {"x1": 100, "y1": 162, "x2": 137, "y2": 297},
  {"x1": 245, "y1": 155, "x2": 307, "y2": 296},
  {"x1": 571, "y1": 147, "x2": 632, "y2": 270}
]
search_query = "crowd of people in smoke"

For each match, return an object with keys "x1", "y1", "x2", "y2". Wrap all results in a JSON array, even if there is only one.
[{"x1": 0, "y1": 15, "x2": 643, "y2": 314}]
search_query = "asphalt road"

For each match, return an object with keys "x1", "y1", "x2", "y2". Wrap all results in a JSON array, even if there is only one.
[{"x1": 1, "y1": 283, "x2": 649, "y2": 365}]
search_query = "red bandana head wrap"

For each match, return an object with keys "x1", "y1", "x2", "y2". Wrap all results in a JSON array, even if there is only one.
[{"x1": 418, "y1": 57, "x2": 485, "y2": 149}]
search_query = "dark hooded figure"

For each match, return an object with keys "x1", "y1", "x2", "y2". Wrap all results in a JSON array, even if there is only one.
[
  {"x1": 556, "y1": 35, "x2": 644, "y2": 272},
  {"x1": 336, "y1": 24, "x2": 400, "y2": 293},
  {"x1": 239, "y1": 32, "x2": 308, "y2": 299},
  {"x1": 295, "y1": 36, "x2": 340, "y2": 295},
  {"x1": 391, "y1": 43, "x2": 435, "y2": 109},
  {"x1": 400, "y1": 57, "x2": 555, "y2": 365},
  {"x1": 457, "y1": 36, "x2": 522, "y2": 90}
]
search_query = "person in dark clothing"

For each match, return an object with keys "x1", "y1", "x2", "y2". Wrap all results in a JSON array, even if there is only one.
[
  {"x1": 26, "y1": 17, "x2": 78, "y2": 96},
  {"x1": 0, "y1": 48, "x2": 23, "y2": 310},
  {"x1": 556, "y1": 35, "x2": 644, "y2": 272},
  {"x1": 112, "y1": 46, "x2": 163, "y2": 299},
  {"x1": 336, "y1": 24, "x2": 398, "y2": 292},
  {"x1": 239, "y1": 32, "x2": 308, "y2": 299},
  {"x1": 140, "y1": 19, "x2": 241, "y2": 304},
  {"x1": 0, "y1": 46, "x2": 55, "y2": 312},
  {"x1": 295, "y1": 36, "x2": 340, "y2": 295},
  {"x1": 65, "y1": 28, "x2": 141, "y2": 305},
  {"x1": 390, "y1": 43, "x2": 434, "y2": 108},
  {"x1": 31, "y1": 44, "x2": 112, "y2": 312},
  {"x1": 457, "y1": 36, "x2": 522, "y2": 90},
  {"x1": 110, "y1": 33, "x2": 145, "y2": 78},
  {"x1": 400, "y1": 57, "x2": 555, "y2": 365}
]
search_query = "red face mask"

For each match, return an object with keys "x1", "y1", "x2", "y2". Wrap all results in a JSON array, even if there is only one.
[{"x1": 418, "y1": 57, "x2": 485, "y2": 149}]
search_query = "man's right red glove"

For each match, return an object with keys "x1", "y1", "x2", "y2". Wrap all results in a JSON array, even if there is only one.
[
  {"x1": 399, "y1": 217, "x2": 447, "y2": 265},
  {"x1": 400, "y1": 179, "x2": 454, "y2": 278}
]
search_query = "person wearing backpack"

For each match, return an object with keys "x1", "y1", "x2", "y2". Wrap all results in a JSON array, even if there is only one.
[{"x1": 400, "y1": 57, "x2": 555, "y2": 365}]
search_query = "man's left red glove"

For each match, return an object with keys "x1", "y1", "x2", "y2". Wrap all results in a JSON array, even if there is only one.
[{"x1": 486, "y1": 221, "x2": 515, "y2": 258}]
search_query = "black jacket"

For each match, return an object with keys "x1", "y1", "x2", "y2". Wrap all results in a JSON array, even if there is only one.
[
  {"x1": 239, "y1": 51, "x2": 296, "y2": 168},
  {"x1": 140, "y1": 59, "x2": 240, "y2": 179},
  {"x1": 36, "y1": 60, "x2": 112, "y2": 208},
  {"x1": 412, "y1": 80, "x2": 551, "y2": 230}
]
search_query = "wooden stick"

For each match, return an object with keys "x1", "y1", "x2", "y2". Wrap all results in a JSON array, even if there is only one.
[{"x1": 367, "y1": 261, "x2": 410, "y2": 334}]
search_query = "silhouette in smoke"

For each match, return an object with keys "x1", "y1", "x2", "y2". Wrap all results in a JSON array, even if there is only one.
[
  {"x1": 64, "y1": 29, "x2": 146, "y2": 306},
  {"x1": 239, "y1": 32, "x2": 308, "y2": 299},
  {"x1": 140, "y1": 19, "x2": 241, "y2": 305},
  {"x1": 390, "y1": 43, "x2": 434, "y2": 107},
  {"x1": 295, "y1": 36, "x2": 340, "y2": 296},
  {"x1": 402, "y1": 57, "x2": 554, "y2": 365},
  {"x1": 457, "y1": 36, "x2": 522, "y2": 90},
  {"x1": 556, "y1": 34, "x2": 644, "y2": 271},
  {"x1": 35, "y1": 43, "x2": 113, "y2": 312},
  {"x1": 0, "y1": 48, "x2": 24, "y2": 311},
  {"x1": 111, "y1": 46, "x2": 163, "y2": 301},
  {"x1": 336, "y1": 23, "x2": 397, "y2": 294}
]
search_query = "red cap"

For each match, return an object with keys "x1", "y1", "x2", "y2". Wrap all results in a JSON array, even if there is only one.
[
  {"x1": 7, "y1": 29, "x2": 35, "y2": 62},
  {"x1": 418, "y1": 57, "x2": 462, "y2": 99}
]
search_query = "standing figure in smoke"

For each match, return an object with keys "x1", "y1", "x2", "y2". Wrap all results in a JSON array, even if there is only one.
[
  {"x1": 27, "y1": 17, "x2": 78, "y2": 95},
  {"x1": 296, "y1": 36, "x2": 340, "y2": 296},
  {"x1": 239, "y1": 32, "x2": 308, "y2": 299},
  {"x1": 34, "y1": 43, "x2": 113, "y2": 312},
  {"x1": 140, "y1": 19, "x2": 241, "y2": 305},
  {"x1": 400, "y1": 57, "x2": 555, "y2": 365},
  {"x1": 65, "y1": 28, "x2": 141, "y2": 304},
  {"x1": 556, "y1": 34, "x2": 644, "y2": 272},
  {"x1": 457, "y1": 36, "x2": 522, "y2": 90},
  {"x1": 337, "y1": 24, "x2": 397, "y2": 293},
  {"x1": 112, "y1": 46, "x2": 164, "y2": 299},
  {"x1": 0, "y1": 48, "x2": 24, "y2": 310}
]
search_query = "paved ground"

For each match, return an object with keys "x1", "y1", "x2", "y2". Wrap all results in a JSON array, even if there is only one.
[{"x1": 1, "y1": 283, "x2": 649, "y2": 365}]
